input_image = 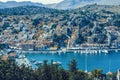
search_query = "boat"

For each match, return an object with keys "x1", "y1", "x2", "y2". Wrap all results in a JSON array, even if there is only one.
[
  {"x1": 103, "y1": 50, "x2": 108, "y2": 53},
  {"x1": 74, "y1": 51, "x2": 77, "y2": 54},
  {"x1": 85, "y1": 54, "x2": 88, "y2": 73},
  {"x1": 106, "y1": 60, "x2": 112, "y2": 75},
  {"x1": 34, "y1": 61, "x2": 42, "y2": 65},
  {"x1": 19, "y1": 55, "x2": 26, "y2": 58},
  {"x1": 53, "y1": 61, "x2": 62, "y2": 65},
  {"x1": 30, "y1": 59, "x2": 36, "y2": 63},
  {"x1": 58, "y1": 50, "x2": 62, "y2": 55},
  {"x1": 117, "y1": 69, "x2": 120, "y2": 80},
  {"x1": 115, "y1": 50, "x2": 118, "y2": 52}
]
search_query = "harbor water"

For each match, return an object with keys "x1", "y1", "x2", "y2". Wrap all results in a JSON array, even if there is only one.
[{"x1": 25, "y1": 51, "x2": 120, "y2": 73}]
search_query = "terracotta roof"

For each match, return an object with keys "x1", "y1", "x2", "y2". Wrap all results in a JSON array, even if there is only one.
[
  {"x1": 1, "y1": 55, "x2": 8, "y2": 61},
  {"x1": 8, "y1": 53, "x2": 16, "y2": 57}
]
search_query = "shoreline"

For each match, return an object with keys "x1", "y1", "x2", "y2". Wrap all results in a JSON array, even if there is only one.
[
  {"x1": 15, "y1": 49, "x2": 120, "y2": 54},
  {"x1": 1, "y1": 48, "x2": 120, "y2": 54}
]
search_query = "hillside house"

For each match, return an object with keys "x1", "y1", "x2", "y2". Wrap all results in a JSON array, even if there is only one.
[{"x1": 21, "y1": 44, "x2": 35, "y2": 51}]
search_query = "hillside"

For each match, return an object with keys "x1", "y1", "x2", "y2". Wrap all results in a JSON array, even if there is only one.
[
  {"x1": 0, "y1": 0, "x2": 120, "y2": 10},
  {"x1": 0, "y1": 5, "x2": 120, "y2": 50},
  {"x1": 47, "y1": 0, "x2": 98, "y2": 9},
  {"x1": 0, "y1": 6, "x2": 64, "y2": 15},
  {"x1": 0, "y1": 1, "x2": 44, "y2": 9},
  {"x1": 47, "y1": 0, "x2": 120, "y2": 9}
]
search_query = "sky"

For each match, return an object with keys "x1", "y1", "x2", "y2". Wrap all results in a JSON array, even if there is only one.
[
  {"x1": 0, "y1": 0, "x2": 64, "y2": 4},
  {"x1": 0, "y1": 0, "x2": 119, "y2": 5},
  {"x1": 98, "y1": 0, "x2": 120, "y2": 5}
]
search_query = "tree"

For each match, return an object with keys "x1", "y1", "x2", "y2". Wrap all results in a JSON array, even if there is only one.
[
  {"x1": 50, "y1": 60, "x2": 59, "y2": 80},
  {"x1": 32, "y1": 18, "x2": 42, "y2": 27},
  {"x1": 41, "y1": 60, "x2": 51, "y2": 80},
  {"x1": 114, "y1": 19, "x2": 120, "y2": 27},
  {"x1": 91, "y1": 69, "x2": 103, "y2": 79},
  {"x1": 36, "y1": 67, "x2": 42, "y2": 80},
  {"x1": 2, "y1": 21, "x2": 10, "y2": 30},
  {"x1": 72, "y1": 71, "x2": 89, "y2": 80},
  {"x1": 69, "y1": 58, "x2": 78, "y2": 80},
  {"x1": 59, "y1": 67, "x2": 69, "y2": 80},
  {"x1": 69, "y1": 59, "x2": 78, "y2": 74},
  {"x1": 75, "y1": 34, "x2": 84, "y2": 44},
  {"x1": 0, "y1": 59, "x2": 36, "y2": 80}
]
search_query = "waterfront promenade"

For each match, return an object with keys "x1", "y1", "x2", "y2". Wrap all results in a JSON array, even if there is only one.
[
  {"x1": 15, "y1": 49, "x2": 113, "y2": 54},
  {"x1": 1, "y1": 48, "x2": 120, "y2": 55}
]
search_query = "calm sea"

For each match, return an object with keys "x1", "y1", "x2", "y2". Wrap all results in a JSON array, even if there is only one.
[{"x1": 25, "y1": 51, "x2": 120, "y2": 73}]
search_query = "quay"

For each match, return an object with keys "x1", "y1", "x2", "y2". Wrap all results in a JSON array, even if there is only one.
[
  {"x1": 15, "y1": 49, "x2": 111, "y2": 54},
  {"x1": 15, "y1": 55, "x2": 32, "y2": 67},
  {"x1": 2, "y1": 48, "x2": 120, "y2": 55}
]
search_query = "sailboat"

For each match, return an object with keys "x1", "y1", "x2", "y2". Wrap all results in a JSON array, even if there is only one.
[
  {"x1": 107, "y1": 60, "x2": 112, "y2": 75},
  {"x1": 117, "y1": 69, "x2": 120, "y2": 80}
]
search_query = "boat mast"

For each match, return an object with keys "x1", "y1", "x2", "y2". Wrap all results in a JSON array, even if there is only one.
[
  {"x1": 109, "y1": 60, "x2": 111, "y2": 72},
  {"x1": 85, "y1": 53, "x2": 88, "y2": 72},
  {"x1": 117, "y1": 69, "x2": 120, "y2": 80}
]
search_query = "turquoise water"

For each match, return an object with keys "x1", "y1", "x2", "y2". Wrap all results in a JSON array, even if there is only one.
[{"x1": 25, "y1": 51, "x2": 120, "y2": 73}]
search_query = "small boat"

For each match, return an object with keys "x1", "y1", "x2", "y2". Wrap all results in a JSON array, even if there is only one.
[
  {"x1": 115, "y1": 50, "x2": 118, "y2": 52},
  {"x1": 30, "y1": 59, "x2": 36, "y2": 63},
  {"x1": 103, "y1": 50, "x2": 108, "y2": 53},
  {"x1": 74, "y1": 51, "x2": 77, "y2": 54},
  {"x1": 53, "y1": 61, "x2": 62, "y2": 65},
  {"x1": 19, "y1": 55, "x2": 26, "y2": 58},
  {"x1": 34, "y1": 61, "x2": 42, "y2": 65}
]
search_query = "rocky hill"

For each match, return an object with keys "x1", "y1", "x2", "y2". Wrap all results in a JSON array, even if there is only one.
[
  {"x1": 0, "y1": 6, "x2": 63, "y2": 15},
  {"x1": 0, "y1": 4, "x2": 120, "y2": 50},
  {"x1": 0, "y1": 1, "x2": 44, "y2": 9},
  {"x1": 0, "y1": 0, "x2": 120, "y2": 10},
  {"x1": 47, "y1": 0, "x2": 120, "y2": 9},
  {"x1": 47, "y1": 0, "x2": 98, "y2": 9}
]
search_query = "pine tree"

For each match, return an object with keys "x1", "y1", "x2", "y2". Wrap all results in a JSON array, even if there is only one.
[
  {"x1": 41, "y1": 60, "x2": 52, "y2": 80},
  {"x1": 69, "y1": 59, "x2": 78, "y2": 74}
]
